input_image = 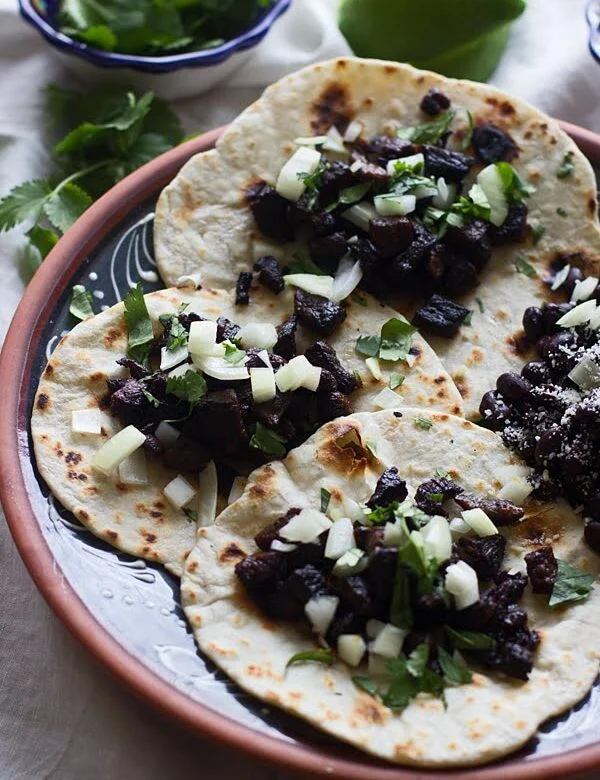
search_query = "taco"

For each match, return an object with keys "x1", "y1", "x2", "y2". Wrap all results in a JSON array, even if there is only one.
[
  {"x1": 32, "y1": 285, "x2": 462, "y2": 575},
  {"x1": 181, "y1": 408, "x2": 600, "y2": 766},
  {"x1": 154, "y1": 57, "x2": 600, "y2": 420}
]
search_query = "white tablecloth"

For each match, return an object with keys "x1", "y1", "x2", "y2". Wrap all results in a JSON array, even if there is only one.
[{"x1": 1, "y1": 1, "x2": 599, "y2": 777}]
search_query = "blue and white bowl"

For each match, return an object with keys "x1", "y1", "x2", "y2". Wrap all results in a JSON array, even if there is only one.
[{"x1": 19, "y1": 0, "x2": 292, "y2": 99}]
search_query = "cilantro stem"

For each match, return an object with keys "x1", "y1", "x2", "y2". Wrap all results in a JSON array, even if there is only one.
[{"x1": 49, "y1": 160, "x2": 110, "y2": 199}]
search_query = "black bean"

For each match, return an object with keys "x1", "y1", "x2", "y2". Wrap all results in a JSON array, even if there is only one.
[
  {"x1": 479, "y1": 390, "x2": 510, "y2": 431},
  {"x1": 420, "y1": 88, "x2": 451, "y2": 116},
  {"x1": 472, "y1": 124, "x2": 517, "y2": 163},
  {"x1": 542, "y1": 302, "x2": 574, "y2": 332},
  {"x1": 584, "y1": 519, "x2": 600, "y2": 552},
  {"x1": 564, "y1": 266, "x2": 584, "y2": 297},
  {"x1": 521, "y1": 360, "x2": 551, "y2": 385},
  {"x1": 496, "y1": 372, "x2": 532, "y2": 403},
  {"x1": 522, "y1": 306, "x2": 544, "y2": 343}
]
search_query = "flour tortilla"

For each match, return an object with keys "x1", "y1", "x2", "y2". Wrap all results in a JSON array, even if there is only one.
[
  {"x1": 181, "y1": 408, "x2": 600, "y2": 767},
  {"x1": 154, "y1": 57, "x2": 600, "y2": 419},
  {"x1": 32, "y1": 286, "x2": 461, "y2": 575}
]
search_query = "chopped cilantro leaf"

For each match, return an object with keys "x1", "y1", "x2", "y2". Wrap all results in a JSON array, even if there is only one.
[
  {"x1": 123, "y1": 283, "x2": 154, "y2": 365},
  {"x1": 320, "y1": 487, "x2": 331, "y2": 513},
  {"x1": 425, "y1": 492, "x2": 444, "y2": 503},
  {"x1": 142, "y1": 389, "x2": 160, "y2": 408},
  {"x1": 352, "y1": 676, "x2": 379, "y2": 696},
  {"x1": 549, "y1": 559, "x2": 593, "y2": 607},
  {"x1": 531, "y1": 223, "x2": 546, "y2": 245},
  {"x1": 287, "y1": 649, "x2": 334, "y2": 668},
  {"x1": 463, "y1": 310, "x2": 473, "y2": 326},
  {"x1": 355, "y1": 334, "x2": 381, "y2": 358},
  {"x1": 557, "y1": 207, "x2": 568, "y2": 217},
  {"x1": 437, "y1": 647, "x2": 473, "y2": 684},
  {"x1": 338, "y1": 181, "x2": 372, "y2": 205},
  {"x1": 365, "y1": 501, "x2": 399, "y2": 526},
  {"x1": 379, "y1": 318, "x2": 417, "y2": 362},
  {"x1": 223, "y1": 341, "x2": 246, "y2": 364},
  {"x1": 460, "y1": 109, "x2": 474, "y2": 152},
  {"x1": 166, "y1": 369, "x2": 207, "y2": 409},
  {"x1": 70, "y1": 284, "x2": 94, "y2": 321},
  {"x1": 514, "y1": 253, "x2": 537, "y2": 278},
  {"x1": 475, "y1": 297, "x2": 485, "y2": 313},
  {"x1": 158, "y1": 311, "x2": 188, "y2": 352},
  {"x1": 183, "y1": 508, "x2": 198, "y2": 523},
  {"x1": 352, "y1": 369, "x2": 363, "y2": 387},
  {"x1": 250, "y1": 422, "x2": 287, "y2": 457},
  {"x1": 556, "y1": 151, "x2": 575, "y2": 179},
  {"x1": 297, "y1": 160, "x2": 326, "y2": 210},
  {"x1": 435, "y1": 467, "x2": 448, "y2": 478},
  {"x1": 414, "y1": 416, "x2": 433, "y2": 430},
  {"x1": 389, "y1": 373, "x2": 405, "y2": 390},
  {"x1": 445, "y1": 626, "x2": 496, "y2": 650},
  {"x1": 390, "y1": 563, "x2": 413, "y2": 630},
  {"x1": 496, "y1": 162, "x2": 536, "y2": 203},
  {"x1": 285, "y1": 251, "x2": 325, "y2": 276},
  {"x1": 398, "y1": 110, "x2": 455, "y2": 145}
]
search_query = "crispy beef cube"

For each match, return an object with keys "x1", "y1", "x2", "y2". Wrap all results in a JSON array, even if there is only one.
[
  {"x1": 423, "y1": 145, "x2": 474, "y2": 183},
  {"x1": 444, "y1": 220, "x2": 491, "y2": 271},
  {"x1": 304, "y1": 340, "x2": 358, "y2": 395},
  {"x1": 145, "y1": 372, "x2": 168, "y2": 399},
  {"x1": 245, "y1": 349, "x2": 285, "y2": 371},
  {"x1": 235, "y1": 551, "x2": 284, "y2": 588},
  {"x1": 246, "y1": 181, "x2": 294, "y2": 242},
  {"x1": 294, "y1": 289, "x2": 347, "y2": 336},
  {"x1": 493, "y1": 571, "x2": 528, "y2": 606},
  {"x1": 328, "y1": 575, "x2": 372, "y2": 614},
  {"x1": 318, "y1": 391, "x2": 353, "y2": 423},
  {"x1": 442, "y1": 256, "x2": 479, "y2": 297},
  {"x1": 309, "y1": 232, "x2": 347, "y2": 268},
  {"x1": 142, "y1": 431, "x2": 162, "y2": 459},
  {"x1": 353, "y1": 157, "x2": 388, "y2": 183},
  {"x1": 106, "y1": 378, "x2": 127, "y2": 396},
  {"x1": 320, "y1": 161, "x2": 356, "y2": 201},
  {"x1": 326, "y1": 607, "x2": 365, "y2": 645},
  {"x1": 274, "y1": 314, "x2": 298, "y2": 359},
  {"x1": 254, "y1": 255, "x2": 284, "y2": 294},
  {"x1": 109, "y1": 379, "x2": 154, "y2": 426},
  {"x1": 317, "y1": 369, "x2": 338, "y2": 394},
  {"x1": 451, "y1": 590, "x2": 497, "y2": 632},
  {"x1": 363, "y1": 548, "x2": 397, "y2": 620},
  {"x1": 420, "y1": 88, "x2": 451, "y2": 116},
  {"x1": 286, "y1": 390, "x2": 320, "y2": 432},
  {"x1": 454, "y1": 494, "x2": 524, "y2": 526},
  {"x1": 413, "y1": 591, "x2": 448, "y2": 629},
  {"x1": 494, "y1": 603, "x2": 528, "y2": 633},
  {"x1": 177, "y1": 311, "x2": 205, "y2": 332},
  {"x1": 235, "y1": 271, "x2": 252, "y2": 305},
  {"x1": 366, "y1": 135, "x2": 415, "y2": 165},
  {"x1": 472, "y1": 124, "x2": 518, "y2": 164},
  {"x1": 413, "y1": 294, "x2": 470, "y2": 337},
  {"x1": 489, "y1": 203, "x2": 529, "y2": 245},
  {"x1": 216, "y1": 316, "x2": 240, "y2": 343},
  {"x1": 367, "y1": 466, "x2": 408, "y2": 509},
  {"x1": 524, "y1": 545, "x2": 557, "y2": 594},
  {"x1": 354, "y1": 526, "x2": 385, "y2": 553},
  {"x1": 183, "y1": 389, "x2": 248, "y2": 454},
  {"x1": 266, "y1": 581, "x2": 306, "y2": 621},
  {"x1": 284, "y1": 564, "x2": 327, "y2": 605},
  {"x1": 481, "y1": 640, "x2": 535, "y2": 681},
  {"x1": 309, "y1": 211, "x2": 337, "y2": 236},
  {"x1": 254, "y1": 509, "x2": 301, "y2": 551},
  {"x1": 454, "y1": 534, "x2": 506, "y2": 581},
  {"x1": 347, "y1": 238, "x2": 383, "y2": 294},
  {"x1": 415, "y1": 476, "x2": 462, "y2": 516},
  {"x1": 163, "y1": 435, "x2": 211, "y2": 472},
  {"x1": 287, "y1": 540, "x2": 327, "y2": 569},
  {"x1": 425, "y1": 243, "x2": 448, "y2": 284},
  {"x1": 116, "y1": 357, "x2": 149, "y2": 380},
  {"x1": 369, "y1": 217, "x2": 415, "y2": 259},
  {"x1": 255, "y1": 392, "x2": 293, "y2": 432},
  {"x1": 389, "y1": 222, "x2": 437, "y2": 283}
]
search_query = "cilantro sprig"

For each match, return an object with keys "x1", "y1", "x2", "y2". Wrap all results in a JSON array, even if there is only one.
[
  {"x1": 549, "y1": 560, "x2": 594, "y2": 607},
  {"x1": 0, "y1": 84, "x2": 183, "y2": 273},
  {"x1": 356, "y1": 317, "x2": 417, "y2": 364}
]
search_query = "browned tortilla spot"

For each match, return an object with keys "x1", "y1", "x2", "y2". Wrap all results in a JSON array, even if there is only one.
[
  {"x1": 67, "y1": 470, "x2": 78, "y2": 480},
  {"x1": 103, "y1": 327, "x2": 123, "y2": 348},
  {"x1": 485, "y1": 97, "x2": 498, "y2": 107},
  {"x1": 65, "y1": 451, "x2": 82, "y2": 465},
  {"x1": 37, "y1": 393, "x2": 49, "y2": 410},
  {"x1": 106, "y1": 529, "x2": 118, "y2": 540},
  {"x1": 150, "y1": 510, "x2": 162, "y2": 518},
  {"x1": 188, "y1": 560, "x2": 198, "y2": 573},
  {"x1": 335, "y1": 60, "x2": 346, "y2": 70},
  {"x1": 589, "y1": 198, "x2": 597, "y2": 217},
  {"x1": 437, "y1": 389, "x2": 447, "y2": 399},
  {"x1": 144, "y1": 532, "x2": 157, "y2": 543},
  {"x1": 468, "y1": 348, "x2": 484, "y2": 366},
  {"x1": 452, "y1": 404, "x2": 462, "y2": 415},
  {"x1": 89, "y1": 371, "x2": 105, "y2": 382},
  {"x1": 310, "y1": 83, "x2": 352, "y2": 134},
  {"x1": 524, "y1": 130, "x2": 533, "y2": 140},
  {"x1": 453, "y1": 374, "x2": 469, "y2": 399},
  {"x1": 500, "y1": 101, "x2": 515, "y2": 116},
  {"x1": 506, "y1": 332, "x2": 528, "y2": 356},
  {"x1": 44, "y1": 364, "x2": 54, "y2": 376},
  {"x1": 116, "y1": 482, "x2": 129, "y2": 493},
  {"x1": 77, "y1": 473, "x2": 87, "y2": 481},
  {"x1": 434, "y1": 375, "x2": 446, "y2": 385},
  {"x1": 219, "y1": 542, "x2": 246, "y2": 563},
  {"x1": 352, "y1": 697, "x2": 390, "y2": 725}
]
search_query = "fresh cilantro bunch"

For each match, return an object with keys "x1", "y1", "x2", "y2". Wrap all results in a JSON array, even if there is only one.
[
  {"x1": 58, "y1": 0, "x2": 271, "y2": 55},
  {"x1": 0, "y1": 84, "x2": 183, "y2": 273}
]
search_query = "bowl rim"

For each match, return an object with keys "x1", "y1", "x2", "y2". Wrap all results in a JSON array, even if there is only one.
[
  {"x1": 2, "y1": 122, "x2": 600, "y2": 780},
  {"x1": 17, "y1": 0, "x2": 292, "y2": 72}
]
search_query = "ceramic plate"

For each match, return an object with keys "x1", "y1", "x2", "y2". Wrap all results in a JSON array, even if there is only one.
[{"x1": 3, "y1": 123, "x2": 600, "y2": 780}]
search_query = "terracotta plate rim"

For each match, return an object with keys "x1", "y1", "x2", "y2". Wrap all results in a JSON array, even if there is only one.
[{"x1": 2, "y1": 121, "x2": 600, "y2": 780}]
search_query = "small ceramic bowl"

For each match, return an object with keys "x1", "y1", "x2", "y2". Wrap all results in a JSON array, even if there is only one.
[{"x1": 18, "y1": 0, "x2": 292, "y2": 100}]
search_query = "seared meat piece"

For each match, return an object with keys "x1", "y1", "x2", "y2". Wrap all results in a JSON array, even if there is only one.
[
  {"x1": 115, "y1": 357, "x2": 148, "y2": 379},
  {"x1": 284, "y1": 564, "x2": 327, "y2": 604},
  {"x1": 472, "y1": 123, "x2": 518, "y2": 164},
  {"x1": 235, "y1": 271, "x2": 252, "y2": 305},
  {"x1": 454, "y1": 535, "x2": 507, "y2": 581},
  {"x1": 216, "y1": 316, "x2": 240, "y2": 343},
  {"x1": 317, "y1": 368, "x2": 338, "y2": 394},
  {"x1": 109, "y1": 379, "x2": 154, "y2": 427},
  {"x1": 162, "y1": 436, "x2": 211, "y2": 472},
  {"x1": 255, "y1": 393, "x2": 293, "y2": 433},
  {"x1": 389, "y1": 222, "x2": 437, "y2": 285},
  {"x1": 524, "y1": 545, "x2": 557, "y2": 593},
  {"x1": 318, "y1": 391, "x2": 353, "y2": 422},
  {"x1": 423, "y1": 145, "x2": 474, "y2": 183},
  {"x1": 294, "y1": 290, "x2": 347, "y2": 336},
  {"x1": 354, "y1": 526, "x2": 385, "y2": 553},
  {"x1": 309, "y1": 231, "x2": 347, "y2": 268},
  {"x1": 328, "y1": 575, "x2": 372, "y2": 614},
  {"x1": 363, "y1": 547, "x2": 397, "y2": 620},
  {"x1": 177, "y1": 311, "x2": 205, "y2": 332},
  {"x1": 353, "y1": 157, "x2": 388, "y2": 183},
  {"x1": 309, "y1": 211, "x2": 337, "y2": 236},
  {"x1": 254, "y1": 509, "x2": 301, "y2": 551},
  {"x1": 235, "y1": 551, "x2": 285, "y2": 588},
  {"x1": 444, "y1": 220, "x2": 491, "y2": 271},
  {"x1": 413, "y1": 294, "x2": 470, "y2": 337},
  {"x1": 246, "y1": 181, "x2": 294, "y2": 242},
  {"x1": 493, "y1": 571, "x2": 528, "y2": 606},
  {"x1": 326, "y1": 607, "x2": 365, "y2": 645},
  {"x1": 319, "y1": 161, "x2": 356, "y2": 205},
  {"x1": 369, "y1": 217, "x2": 414, "y2": 259},
  {"x1": 183, "y1": 389, "x2": 248, "y2": 454},
  {"x1": 254, "y1": 256, "x2": 284, "y2": 294},
  {"x1": 347, "y1": 238, "x2": 383, "y2": 294},
  {"x1": 489, "y1": 203, "x2": 529, "y2": 245},
  {"x1": 479, "y1": 638, "x2": 536, "y2": 680},
  {"x1": 442, "y1": 256, "x2": 480, "y2": 297},
  {"x1": 273, "y1": 314, "x2": 298, "y2": 359},
  {"x1": 367, "y1": 466, "x2": 408, "y2": 509},
  {"x1": 415, "y1": 476, "x2": 463, "y2": 515},
  {"x1": 455, "y1": 493, "x2": 523, "y2": 526},
  {"x1": 365, "y1": 135, "x2": 415, "y2": 166},
  {"x1": 304, "y1": 340, "x2": 358, "y2": 395},
  {"x1": 412, "y1": 591, "x2": 448, "y2": 629},
  {"x1": 420, "y1": 88, "x2": 451, "y2": 116},
  {"x1": 245, "y1": 349, "x2": 285, "y2": 371}
]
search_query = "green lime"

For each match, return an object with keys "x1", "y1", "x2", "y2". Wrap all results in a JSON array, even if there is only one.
[{"x1": 338, "y1": 0, "x2": 526, "y2": 82}]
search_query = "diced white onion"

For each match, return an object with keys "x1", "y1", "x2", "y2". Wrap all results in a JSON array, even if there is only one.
[
  {"x1": 256, "y1": 349, "x2": 272, "y2": 368},
  {"x1": 294, "y1": 134, "x2": 328, "y2": 146},
  {"x1": 280, "y1": 508, "x2": 332, "y2": 543},
  {"x1": 413, "y1": 183, "x2": 439, "y2": 199},
  {"x1": 325, "y1": 517, "x2": 355, "y2": 560},
  {"x1": 227, "y1": 476, "x2": 247, "y2": 505},
  {"x1": 405, "y1": 352, "x2": 416, "y2": 368},
  {"x1": 497, "y1": 476, "x2": 533, "y2": 505},
  {"x1": 567, "y1": 354, "x2": 600, "y2": 390},
  {"x1": 192, "y1": 355, "x2": 249, "y2": 382},
  {"x1": 155, "y1": 421, "x2": 180, "y2": 449},
  {"x1": 323, "y1": 125, "x2": 348, "y2": 155},
  {"x1": 343, "y1": 497, "x2": 365, "y2": 523},
  {"x1": 189, "y1": 320, "x2": 219, "y2": 357},
  {"x1": 383, "y1": 520, "x2": 406, "y2": 547},
  {"x1": 461, "y1": 507, "x2": 498, "y2": 537},
  {"x1": 343, "y1": 120, "x2": 363, "y2": 143},
  {"x1": 275, "y1": 355, "x2": 321, "y2": 392},
  {"x1": 551, "y1": 264, "x2": 571, "y2": 291},
  {"x1": 160, "y1": 344, "x2": 189, "y2": 372},
  {"x1": 571, "y1": 276, "x2": 598, "y2": 302},
  {"x1": 163, "y1": 474, "x2": 197, "y2": 510},
  {"x1": 197, "y1": 460, "x2": 217, "y2": 527},
  {"x1": 421, "y1": 515, "x2": 452, "y2": 561},
  {"x1": 445, "y1": 561, "x2": 479, "y2": 610},
  {"x1": 341, "y1": 201, "x2": 377, "y2": 231},
  {"x1": 476, "y1": 164, "x2": 508, "y2": 227},
  {"x1": 175, "y1": 272, "x2": 203, "y2": 289},
  {"x1": 386, "y1": 153, "x2": 424, "y2": 177},
  {"x1": 373, "y1": 386, "x2": 402, "y2": 410},
  {"x1": 305, "y1": 595, "x2": 339, "y2": 637},
  {"x1": 167, "y1": 362, "x2": 195, "y2": 383},
  {"x1": 250, "y1": 367, "x2": 276, "y2": 404},
  {"x1": 330, "y1": 256, "x2": 363, "y2": 302},
  {"x1": 118, "y1": 448, "x2": 148, "y2": 486},
  {"x1": 589, "y1": 306, "x2": 600, "y2": 330},
  {"x1": 432, "y1": 178, "x2": 457, "y2": 210},
  {"x1": 283, "y1": 273, "x2": 334, "y2": 298},
  {"x1": 271, "y1": 539, "x2": 297, "y2": 553},
  {"x1": 366, "y1": 619, "x2": 386, "y2": 639},
  {"x1": 449, "y1": 516, "x2": 472, "y2": 536},
  {"x1": 370, "y1": 623, "x2": 406, "y2": 659},
  {"x1": 350, "y1": 159, "x2": 364, "y2": 173},
  {"x1": 373, "y1": 194, "x2": 416, "y2": 217},
  {"x1": 332, "y1": 547, "x2": 367, "y2": 577},
  {"x1": 556, "y1": 299, "x2": 597, "y2": 328},
  {"x1": 325, "y1": 494, "x2": 345, "y2": 521},
  {"x1": 338, "y1": 634, "x2": 366, "y2": 667},
  {"x1": 71, "y1": 408, "x2": 103, "y2": 435},
  {"x1": 365, "y1": 357, "x2": 382, "y2": 380},
  {"x1": 276, "y1": 146, "x2": 322, "y2": 202},
  {"x1": 237, "y1": 322, "x2": 278, "y2": 350},
  {"x1": 252, "y1": 240, "x2": 285, "y2": 263},
  {"x1": 92, "y1": 425, "x2": 146, "y2": 476}
]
